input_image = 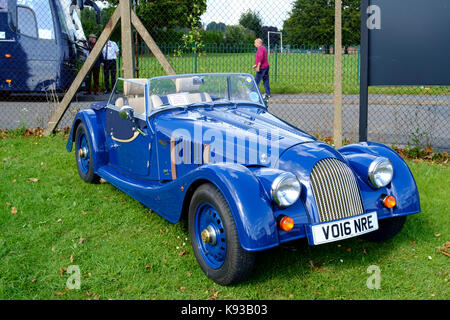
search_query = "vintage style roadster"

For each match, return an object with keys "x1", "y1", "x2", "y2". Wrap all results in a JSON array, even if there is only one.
[{"x1": 67, "y1": 73, "x2": 420, "y2": 285}]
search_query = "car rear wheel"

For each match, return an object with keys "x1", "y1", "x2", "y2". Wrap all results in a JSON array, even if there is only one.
[
  {"x1": 362, "y1": 216, "x2": 407, "y2": 242},
  {"x1": 188, "y1": 183, "x2": 255, "y2": 286},
  {"x1": 75, "y1": 123, "x2": 100, "y2": 184}
]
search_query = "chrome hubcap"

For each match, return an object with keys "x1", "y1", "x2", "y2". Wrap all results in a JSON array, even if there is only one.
[
  {"x1": 78, "y1": 147, "x2": 88, "y2": 159},
  {"x1": 201, "y1": 226, "x2": 217, "y2": 245}
]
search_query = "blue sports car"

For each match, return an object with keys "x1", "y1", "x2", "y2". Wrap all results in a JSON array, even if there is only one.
[{"x1": 67, "y1": 73, "x2": 420, "y2": 285}]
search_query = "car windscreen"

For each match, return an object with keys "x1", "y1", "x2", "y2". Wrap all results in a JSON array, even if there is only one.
[
  {"x1": 0, "y1": 0, "x2": 8, "y2": 12},
  {"x1": 148, "y1": 74, "x2": 264, "y2": 110}
]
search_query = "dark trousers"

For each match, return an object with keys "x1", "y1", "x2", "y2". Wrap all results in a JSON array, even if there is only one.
[
  {"x1": 255, "y1": 67, "x2": 271, "y2": 96},
  {"x1": 103, "y1": 59, "x2": 117, "y2": 91},
  {"x1": 87, "y1": 67, "x2": 100, "y2": 94}
]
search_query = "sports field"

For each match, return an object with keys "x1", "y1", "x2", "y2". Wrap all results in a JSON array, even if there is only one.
[{"x1": 130, "y1": 51, "x2": 450, "y2": 95}]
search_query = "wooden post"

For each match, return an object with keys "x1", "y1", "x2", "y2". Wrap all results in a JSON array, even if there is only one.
[
  {"x1": 333, "y1": 0, "x2": 343, "y2": 149},
  {"x1": 43, "y1": 1, "x2": 176, "y2": 135},
  {"x1": 43, "y1": 6, "x2": 121, "y2": 136},
  {"x1": 121, "y1": 0, "x2": 134, "y2": 79},
  {"x1": 131, "y1": 11, "x2": 176, "y2": 75}
]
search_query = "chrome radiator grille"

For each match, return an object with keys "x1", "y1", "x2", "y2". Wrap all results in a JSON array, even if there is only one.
[{"x1": 310, "y1": 158, "x2": 364, "y2": 222}]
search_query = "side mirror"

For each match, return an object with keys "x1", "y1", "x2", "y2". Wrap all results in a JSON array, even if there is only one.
[{"x1": 119, "y1": 105, "x2": 134, "y2": 120}]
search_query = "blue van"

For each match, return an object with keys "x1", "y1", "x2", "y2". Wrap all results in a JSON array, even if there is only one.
[{"x1": 0, "y1": 0, "x2": 79, "y2": 92}]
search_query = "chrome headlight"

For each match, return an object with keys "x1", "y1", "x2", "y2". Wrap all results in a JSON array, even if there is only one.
[
  {"x1": 368, "y1": 157, "x2": 393, "y2": 188},
  {"x1": 271, "y1": 172, "x2": 301, "y2": 207}
]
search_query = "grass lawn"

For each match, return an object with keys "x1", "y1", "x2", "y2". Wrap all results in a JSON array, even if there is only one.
[
  {"x1": 130, "y1": 52, "x2": 450, "y2": 96},
  {"x1": 0, "y1": 135, "x2": 448, "y2": 300}
]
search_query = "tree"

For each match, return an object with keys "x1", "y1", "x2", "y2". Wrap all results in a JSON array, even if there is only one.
[
  {"x1": 104, "y1": 0, "x2": 207, "y2": 43},
  {"x1": 342, "y1": 0, "x2": 361, "y2": 49},
  {"x1": 225, "y1": 25, "x2": 254, "y2": 48},
  {"x1": 81, "y1": 7, "x2": 120, "y2": 42},
  {"x1": 283, "y1": 0, "x2": 360, "y2": 49},
  {"x1": 239, "y1": 10, "x2": 263, "y2": 39},
  {"x1": 206, "y1": 22, "x2": 226, "y2": 33},
  {"x1": 283, "y1": 0, "x2": 334, "y2": 49}
]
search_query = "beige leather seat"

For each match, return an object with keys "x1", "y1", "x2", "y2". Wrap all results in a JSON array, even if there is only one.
[
  {"x1": 151, "y1": 95, "x2": 164, "y2": 109},
  {"x1": 114, "y1": 79, "x2": 147, "y2": 115},
  {"x1": 175, "y1": 77, "x2": 212, "y2": 104}
]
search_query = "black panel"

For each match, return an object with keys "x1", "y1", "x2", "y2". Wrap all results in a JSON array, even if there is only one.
[{"x1": 368, "y1": 0, "x2": 450, "y2": 86}]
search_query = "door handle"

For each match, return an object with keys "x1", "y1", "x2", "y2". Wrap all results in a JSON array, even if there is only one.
[{"x1": 133, "y1": 127, "x2": 148, "y2": 137}]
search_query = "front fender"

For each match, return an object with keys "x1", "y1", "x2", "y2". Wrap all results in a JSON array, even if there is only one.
[
  {"x1": 184, "y1": 163, "x2": 279, "y2": 252},
  {"x1": 339, "y1": 142, "x2": 421, "y2": 218},
  {"x1": 66, "y1": 109, "x2": 108, "y2": 172}
]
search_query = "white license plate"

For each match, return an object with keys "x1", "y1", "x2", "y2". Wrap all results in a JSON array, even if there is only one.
[{"x1": 309, "y1": 212, "x2": 379, "y2": 245}]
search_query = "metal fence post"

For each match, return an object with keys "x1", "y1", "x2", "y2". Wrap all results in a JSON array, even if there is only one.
[
  {"x1": 274, "y1": 44, "x2": 278, "y2": 83},
  {"x1": 194, "y1": 43, "x2": 198, "y2": 74},
  {"x1": 357, "y1": 45, "x2": 360, "y2": 87}
]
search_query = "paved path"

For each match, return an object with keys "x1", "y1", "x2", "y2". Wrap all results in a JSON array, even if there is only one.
[
  {"x1": 268, "y1": 94, "x2": 450, "y2": 152},
  {"x1": 1, "y1": 93, "x2": 449, "y2": 152}
]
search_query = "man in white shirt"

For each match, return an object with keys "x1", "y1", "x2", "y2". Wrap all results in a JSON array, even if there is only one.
[{"x1": 102, "y1": 40, "x2": 119, "y2": 93}]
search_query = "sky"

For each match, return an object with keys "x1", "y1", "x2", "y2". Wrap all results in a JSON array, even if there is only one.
[{"x1": 200, "y1": 0, "x2": 295, "y2": 30}]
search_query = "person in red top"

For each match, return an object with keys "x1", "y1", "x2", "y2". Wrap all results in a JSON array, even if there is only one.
[{"x1": 252, "y1": 38, "x2": 271, "y2": 98}]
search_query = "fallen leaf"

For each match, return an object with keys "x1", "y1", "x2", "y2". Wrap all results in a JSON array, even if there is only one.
[
  {"x1": 179, "y1": 286, "x2": 185, "y2": 291},
  {"x1": 5, "y1": 202, "x2": 11, "y2": 207},
  {"x1": 51, "y1": 245, "x2": 55, "y2": 252},
  {"x1": 434, "y1": 233, "x2": 441, "y2": 238},
  {"x1": 59, "y1": 268, "x2": 67, "y2": 277},
  {"x1": 179, "y1": 250, "x2": 189, "y2": 257},
  {"x1": 55, "y1": 289, "x2": 69, "y2": 296},
  {"x1": 79, "y1": 238, "x2": 86, "y2": 244},
  {"x1": 12, "y1": 179, "x2": 16, "y2": 183},
  {"x1": 209, "y1": 291, "x2": 219, "y2": 300},
  {"x1": 70, "y1": 255, "x2": 74, "y2": 263},
  {"x1": 57, "y1": 219, "x2": 62, "y2": 223},
  {"x1": 11, "y1": 207, "x2": 17, "y2": 214},
  {"x1": 186, "y1": 272, "x2": 191, "y2": 277},
  {"x1": 346, "y1": 248, "x2": 351, "y2": 252},
  {"x1": 27, "y1": 178, "x2": 39, "y2": 183},
  {"x1": 81, "y1": 211, "x2": 87, "y2": 215},
  {"x1": 145, "y1": 264, "x2": 150, "y2": 271},
  {"x1": 440, "y1": 242, "x2": 450, "y2": 258}
]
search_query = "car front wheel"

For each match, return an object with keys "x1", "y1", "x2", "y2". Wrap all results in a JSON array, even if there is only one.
[{"x1": 188, "y1": 183, "x2": 255, "y2": 286}]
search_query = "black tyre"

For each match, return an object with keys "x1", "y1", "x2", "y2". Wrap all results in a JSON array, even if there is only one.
[
  {"x1": 188, "y1": 183, "x2": 255, "y2": 286},
  {"x1": 74, "y1": 123, "x2": 100, "y2": 184},
  {"x1": 362, "y1": 216, "x2": 407, "y2": 242}
]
